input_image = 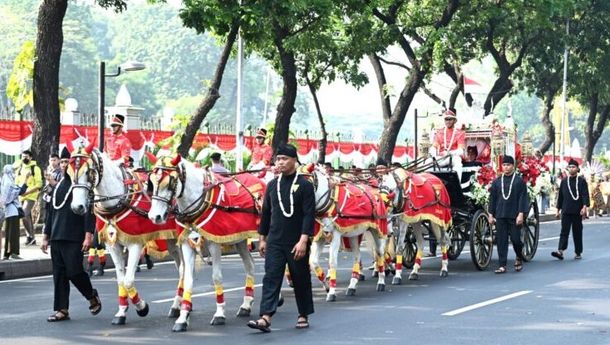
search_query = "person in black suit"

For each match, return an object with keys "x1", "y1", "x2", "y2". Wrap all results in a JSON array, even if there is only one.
[{"x1": 552, "y1": 159, "x2": 589, "y2": 260}]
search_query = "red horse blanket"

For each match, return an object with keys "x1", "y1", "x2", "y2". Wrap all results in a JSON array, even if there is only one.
[
  {"x1": 396, "y1": 171, "x2": 452, "y2": 229},
  {"x1": 177, "y1": 173, "x2": 265, "y2": 245}
]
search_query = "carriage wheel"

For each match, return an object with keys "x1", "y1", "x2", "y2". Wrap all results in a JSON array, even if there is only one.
[
  {"x1": 446, "y1": 224, "x2": 466, "y2": 261},
  {"x1": 521, "y1": 202, "x2": 540, "y2": 262},
  {"x1": 401, "y1": 227, "x2": 417, "y2": 269},
  {"x1": 469, "y1": 209, "x2": 493, "y2": 270}
]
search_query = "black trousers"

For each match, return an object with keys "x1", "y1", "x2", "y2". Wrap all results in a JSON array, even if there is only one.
[
  {"x1": 259, "y1": 242, "x2": 314, "y2": 317},
  {"x1": 4, "y1": 216, "x2": 20, "y2": 257},
  {"x1": 559, "y1": 213, "x2": 583, "y2": 255},
  {"x1": 496, "y1": 218, "x2": 524, "y2": 267},
  {"x1": 51, "y1": 241, "x2": 95, "y2": 311}
]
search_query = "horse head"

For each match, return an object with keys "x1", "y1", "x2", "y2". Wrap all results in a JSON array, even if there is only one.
[
  {"x1": 148, "y1": 154, "x2": 187, "y2": 224},
  {"x1": 379, "y1": 167, "x2": 407, "y2": 212},
  {"x1": 67, "y1": 141, "x2": 103, "y2": 215}
]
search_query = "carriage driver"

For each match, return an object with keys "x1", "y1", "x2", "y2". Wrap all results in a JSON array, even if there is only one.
[
  {"x1": 431, "y1": 109, "x2": 465, "y2": 183},
  {"x1": 248, "y1": 128, "x2": 273, "y2": 170},
  {"x1": 104, "y1": 114, "x2": 132, "y2": 164}
]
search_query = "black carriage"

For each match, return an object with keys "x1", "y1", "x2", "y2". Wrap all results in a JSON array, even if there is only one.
[{"x1": 397, "y1": 124, "x2": 540, "y2": 270}]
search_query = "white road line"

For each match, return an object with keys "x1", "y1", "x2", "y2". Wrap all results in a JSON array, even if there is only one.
[
  {"x1": 442, "y1": 290, "x2": 532, "y2": 316},
  {"x1": 538, "y1": 236, "x2": 559, "y2": 242},
  {"x1": 152, "y1": 284, "x2": 263, "y2": 303}
]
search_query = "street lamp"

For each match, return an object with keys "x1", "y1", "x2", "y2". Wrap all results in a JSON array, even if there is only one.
[{"x1": 98, "y1": 61, "x2": 146, "y2": 150}]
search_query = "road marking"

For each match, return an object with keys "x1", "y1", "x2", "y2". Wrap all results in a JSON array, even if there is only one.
[
  {"x1": 442, "y1": 290, "x2": 532, "y2": 316},
  {"x1": 538, "y1": 236, "x2": 559, "y2": 242},
  {"x1": 152, "y1": 284, "x2": 264, "y2": 303}
]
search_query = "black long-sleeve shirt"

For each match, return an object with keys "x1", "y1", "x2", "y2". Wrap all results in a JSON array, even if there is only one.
[
  {"x1": 44, "y1": 176, "x2": 95, "y2": 242},
  {"x1": 258, "y1": 172, "x2": 315, "y2": 245},
  {"x1": 557, "y1": 175, "x2": 589, "y2": 215},
  {"x1": 488, "y1": 173, "x2": 530, "y2": 219}
]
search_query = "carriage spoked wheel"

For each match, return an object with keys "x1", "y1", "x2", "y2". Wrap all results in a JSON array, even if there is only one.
[
  {"x1": 521, "y1": 202, "x2": 540, "y2": 261},
  {"x1": 401, "y1": 227, "x2": 418, "y2": 269},
  {"x1": 446, "y1": 224, "x2": 466, "y2": 261},
  {"x1": 469, "y1": 209, "x2": 493, "y2": 270}
]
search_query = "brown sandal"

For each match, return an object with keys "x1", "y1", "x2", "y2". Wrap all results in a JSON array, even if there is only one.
[
  {"x1": 296, "y1": 316, "x2": 309, "y2": 329},
  {"x1": 494, "y1": 266, "x2": 507, "y2": 274},
  {"x1": 47, "y1": 310, "x2": 70, "y2": 322},
  {"x1": 514, "y1": 259, "x2": 523, "y2": 272},
  {"x1": 247, "y1": 317, "x2": 271, "y2": 332},
  {"x1": 89, "y1": 289, "x2": 102, "y2": 315}
]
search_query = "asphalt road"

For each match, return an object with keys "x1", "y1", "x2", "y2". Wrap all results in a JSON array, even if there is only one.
[{"x1": 1, "y1": 218, "x2": 609, "y2": 345}]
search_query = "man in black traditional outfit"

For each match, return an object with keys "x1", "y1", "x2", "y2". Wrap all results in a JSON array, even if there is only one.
[
  {"x1": 488, "y1": 155, "x2": 529, "y2": 274},
  {"x1": 41, "y1": 147, "x2": 102, "y2": 322},
  {"x1": 248, "y1": 144, "x2": 315, "y2": 332},
  {"x1": 552, "y1": 159, "x2": 589, "y2": 260}
]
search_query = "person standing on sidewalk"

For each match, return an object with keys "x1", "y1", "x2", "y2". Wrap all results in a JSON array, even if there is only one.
[
  {"x1": 1, "y1": 165, "x2": 27, "y2": 260},
  {"x1": 488, "y1": 155, "x2": 529, "y2": 274},
  {"x1": 552, "y1": 159, "x2": 590, "y2": 260},
  {"x1": 14, "y1": 150, "x2": 43, "y2": 246},
  {"x1": 41, "y1": 149, "x2": 102, "y2": 322},
  {"x1": 247, "y1": 144, "x2": 315, "y2": 332}
]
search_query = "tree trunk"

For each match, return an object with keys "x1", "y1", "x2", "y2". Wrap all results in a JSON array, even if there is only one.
[
  {"x1": 448, "y1": 71, "x2": 464, "y2": 109},
  {"x1": 483, "y1": 74, "x2": 513, "y2": 116},
  {"x1": 444, "y1": 64, "x2": 473, "y2": 107},
  {"x1": 32, "y1": 0, "x2": 68, "y2": 170},
  {"x1": 376, "y1": 70, "x2": 425, "y2": 165},
  {"x1": 537, "y1": 91, "x2": 556, "y2": 155},
  {"x1": 368, "y1": 54, "x2": 392, "y2": 120},
  {"x1": 305, "y1": 76, "x2": 327, "y2": 164},
  {"x1": 584, "y1": 93, "x2": 610, "y2": 163},
  {"x1": 177, "y1": 24, "x2": 239, "y2": 157},
  {"x1": 270, "y1": 26, "x2": 298, "y2": 153}
]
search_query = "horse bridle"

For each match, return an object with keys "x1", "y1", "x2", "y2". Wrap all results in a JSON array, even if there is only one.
[
  {"x1": 379, "y1": 170, "x2": 405, "y2": 213},
  {"x1": 67, "y1": 149, "x2": 104, "y2": 200},
  {"x1": 151, "y1": 163, "x2": 186, "y2": 206}
]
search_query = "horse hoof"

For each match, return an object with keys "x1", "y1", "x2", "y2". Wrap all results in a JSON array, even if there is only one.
[
  {"x1": 440, "y1": 270, "x2": 448, "y2": 278},
  {"x1": 392, "y1": 277, "x2": 402, "y2": 285},
  {"x1": 409, "y1": 273, "x2": 419, "y2": 281},
  {"x1": 136, "y1": 303, "x2": 149, "y2": 317},
  {"x1": 237, "y1": 308, "x2": 251, "y2": 317},
  {"x1": 277, "y1": 295, "x2": 284, "y2": 307},
  {"x1": 172, "y1": 322, "x2": 188, "y2": 332},
  {"x1": 358, "y1": 273, "x2": 366, "y2": 282},
  {"x1": 376, "y1": 284, "x2": 385, "y2": 292},
  {"x1": 210, "y1": 316, "x2": 225, "y2": 326},
  {"x1": 168, "y1": 307, "x2": 180, "y2": 318},
  {"x1": 326, "y1": 294, "x2": 336, "y2": 302},
  {"x1": 112, "y1": 316, "x2": 126, "y2": 325},
  {"x1": 346, "y1": 288, "x2": 356, "y2": 296}
]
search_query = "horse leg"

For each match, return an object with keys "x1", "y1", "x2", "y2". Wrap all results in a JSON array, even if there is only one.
[
  {"x1": 326, "y1": 230, "x2": 341, "y2": 302},
  {"x1": 124, "y1": 243, "x2": 149, "y2": 317},
  {"x1": 363, "y1": 230, "x2": 378, "y2": 278},
  {"x1": 437, "y1": 225, "x2": 449, "y2": 278},
  {"x1": 409, "y1": 223, "x2": 425, "y2": 281},
  {"x1": 309, "y1": 237, "x2": 329, "y2": 292},
  {"x1": 107, "y1": 243, "x2": 129, "y2": 325},
  {"x1": 168, "y1": 239, "x2": 184, "y2": 318},
  {"x1": 208, "y1": 242, "x2": 226, "y2": 325},
  {"x1": 236, "y1": 240, "x2": 255, "y2": 317},
  {"x1": 346, "y1": 236, "x2": 361, "y2": 296},
  {"x1": 374, "y1": 233, "x2": 387, "y2": 291},
  {"x1": 392, "y1": 221, "x2": 408, "y2": 285},
  {"x1": 173, "y1": 241, "x2": 195, "y2": 332}
]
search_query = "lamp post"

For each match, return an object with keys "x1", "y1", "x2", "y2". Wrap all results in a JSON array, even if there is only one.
[
  {"x1": 413, "y1": 109, "x2": 428, "y2": 161},
  {"x1": 98, "y1": 61, "x2": 146, "y2": 151}
]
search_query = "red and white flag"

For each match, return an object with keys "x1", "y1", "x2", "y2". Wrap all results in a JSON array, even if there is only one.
[{"x1": 463, "y1": 75, "x2": 485, "y2": 95}]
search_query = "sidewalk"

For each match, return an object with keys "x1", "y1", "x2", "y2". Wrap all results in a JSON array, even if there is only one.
[{"x1": 0, "y1": 213, "x2": 560, "y2": 281}]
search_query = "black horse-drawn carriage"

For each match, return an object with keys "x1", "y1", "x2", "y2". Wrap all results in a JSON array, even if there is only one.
[{"x1": 396, "y1": 124, "x2": 540, "y2": 270}]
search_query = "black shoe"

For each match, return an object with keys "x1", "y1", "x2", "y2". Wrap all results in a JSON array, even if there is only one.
[{"x1": 25, "y1": 237, "x2": 35, "y2": 245}]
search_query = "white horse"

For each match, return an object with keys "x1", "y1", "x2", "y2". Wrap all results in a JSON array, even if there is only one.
[
  {"x1": 379, "y1": 168, "x2": 452, "y2": 283},
  {"x1": 148, "y1": 155, "x2": 260, "y2": 332},
  {"x1": 306, "y1": 166, "x2": 388, "y2": 301},
  {"x1": 68, "y1": 143, "x2": 183, "y2": 325}
]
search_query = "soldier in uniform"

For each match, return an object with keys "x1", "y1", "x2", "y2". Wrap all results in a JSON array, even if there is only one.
[
  {"x1": 248, "y1": 144, "x2": 315, "y2": 332},
  {"x1": 431, "y1": 109, "x2": 465, "y2": 183},
  {"x1": 488, "y1": 155, "x2": 529, "y2": 274},
  {"x1": 104, "y1": 114, "x2": 132, "y2": 164},
  {"x1": 248, "y1": 128, "x2": 273, "y2": 169},
  {"x1": 552, "y1": 159, "x2": 589, "y2": 260}
]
